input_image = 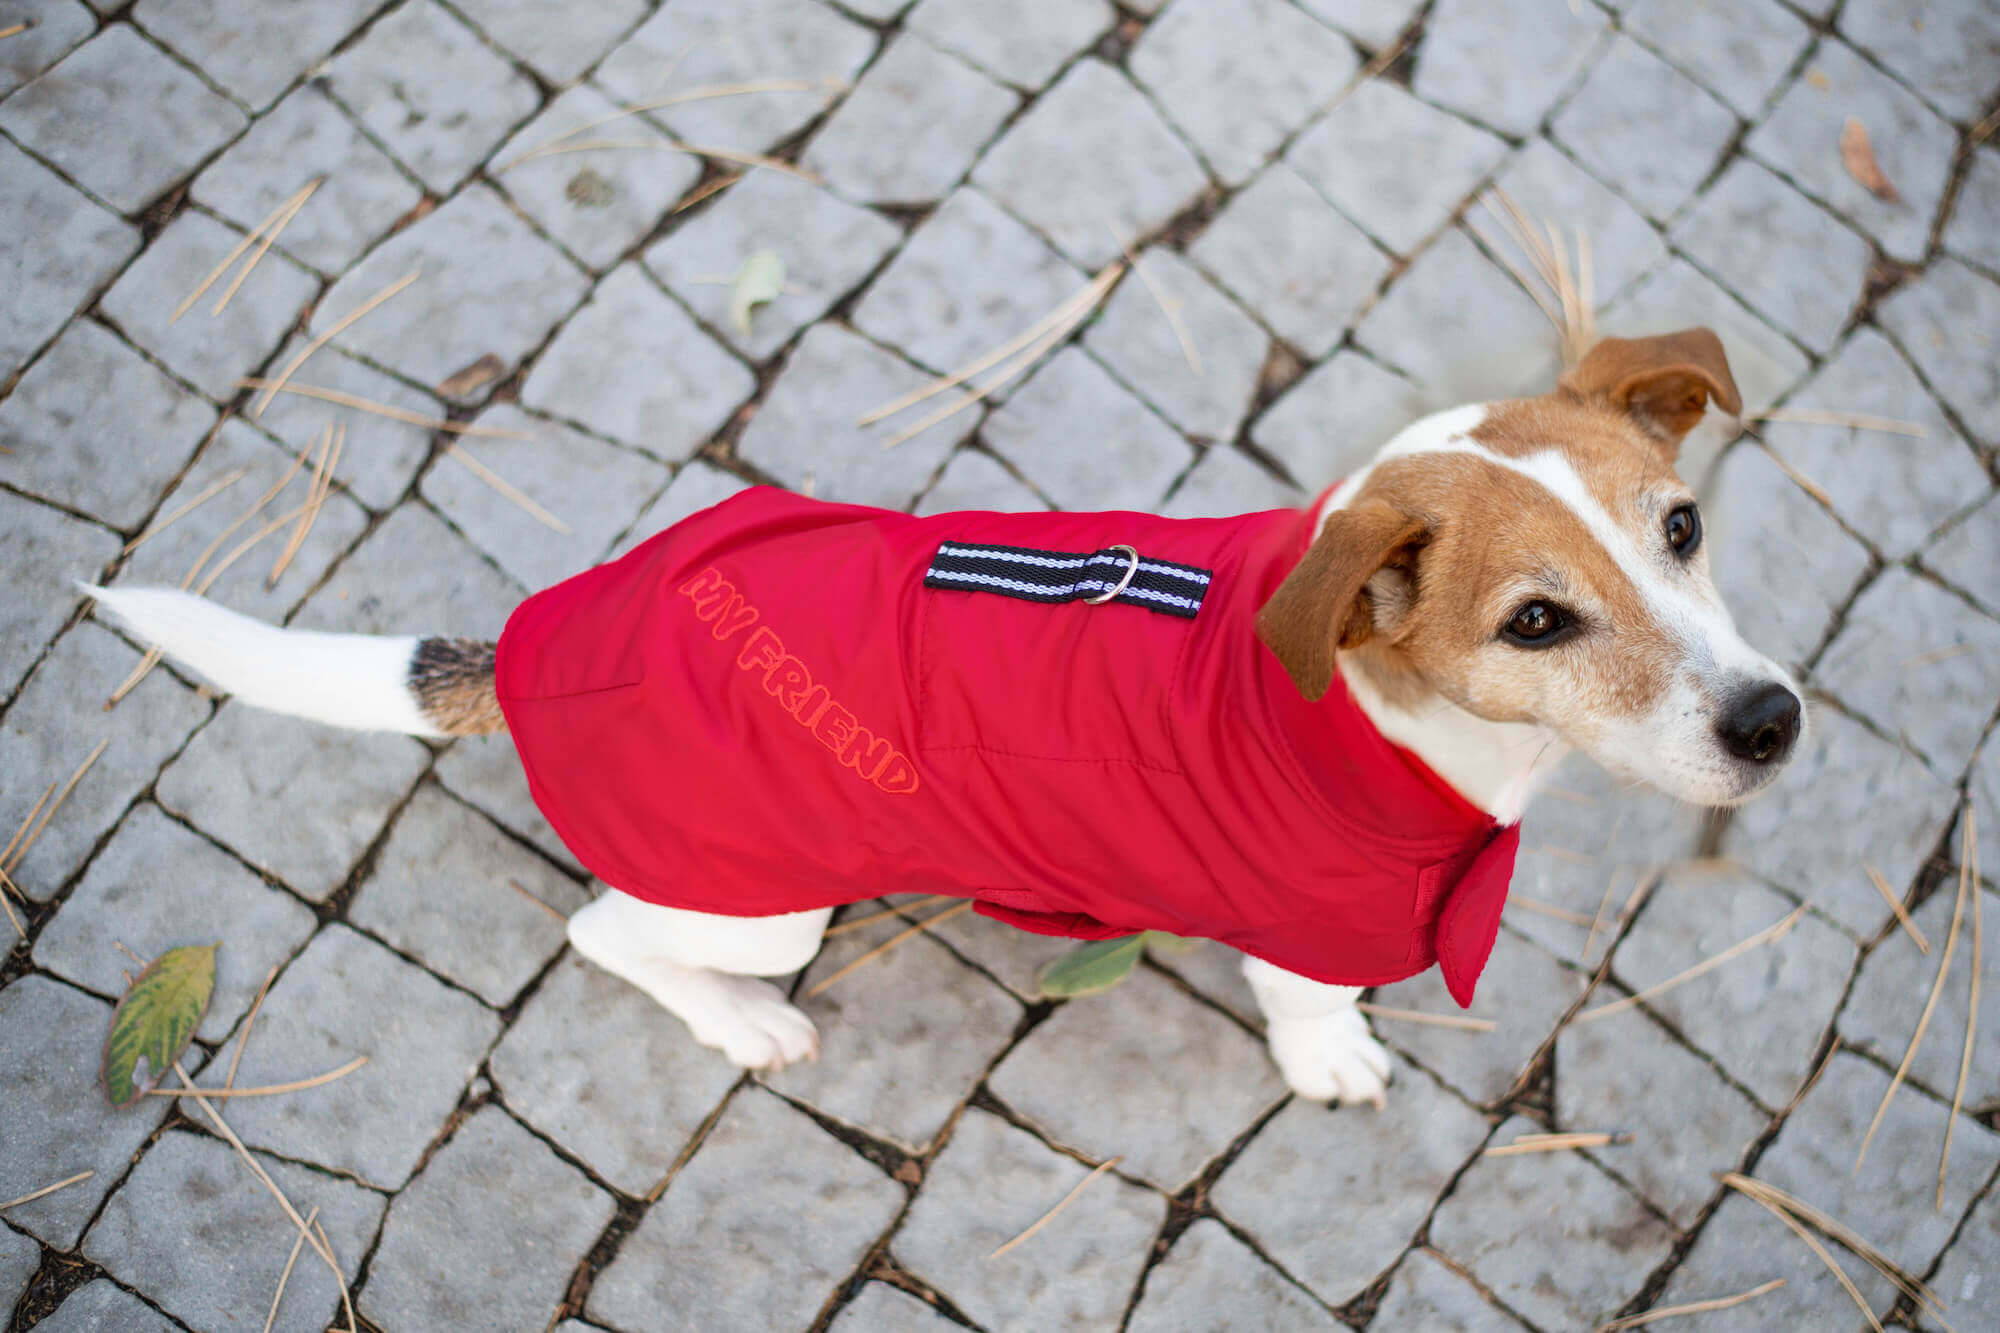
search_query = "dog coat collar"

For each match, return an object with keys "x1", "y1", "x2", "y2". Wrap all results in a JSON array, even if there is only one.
[{"x1": 496, "y1": 487, "x2": 1521, "y2": 1007}]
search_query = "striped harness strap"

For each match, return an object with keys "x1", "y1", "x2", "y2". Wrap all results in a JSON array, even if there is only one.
[{"x1": 922, "y1": 540, "x2": 1211, "y2": 619}]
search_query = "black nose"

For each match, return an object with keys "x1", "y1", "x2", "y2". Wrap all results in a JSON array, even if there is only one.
[{"x1": 1716, "y1": 681, "x2": 1802, "y2": 766}]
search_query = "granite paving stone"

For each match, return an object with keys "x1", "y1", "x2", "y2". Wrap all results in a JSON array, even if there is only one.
[
  {"x1": 1845, "y1": 879, "x2": 1999, "y2": 1112},
  {"x1": 156, "y1": 703, "x2": 429, "y2": 903},
  {"x1": 293, "y1": 498, "x2": 524, "y2": 643},
  {"x1": 982, "y1": 347, "x2": 1191, "y2": 510},
  {"x1": 31, "y1": 1281, "x2": 178, "y2": 1333},
  {"x1": 519, "y1": 262, "x2": 752, "y2": 459},
  {"x1": 1127, "y1": 1217, "x2": 1340, "y2": 1332},
  {"x1": 590, "y1": 1090, "x2": 905, "y2": 1332},
  {"x1": 0, "y1": 1227, "x2": 36, "y2": 1320},
  {"x1": 1129, "y1": 0, "x2": 1358, "y2": 189},
  {"x1": 1160, "y1": 445, "x2": 1300, "y2": 518},
  {"x1": 1369, "y1": 1248, "x2": 1527, "y2": 1331},
  {"x1": 1623, "y1": 0, "x2": 1813, "y2": 119},
  {"x1": 1084, "y1": 247, "x2": 1270, "y2": 441},
  {"x1": 1762, "y1": 331, "x2": 1989, "y2": 559},
  {"x1": 1413, "y1": 0, "x2": 1606, "y2": 136},
  {"x1": 914, "y1": 898, "x2": 1087, "y2": 1002},
  {"x1": 1877, "y1": 257, "x2": 2000, "y2": 448},
  {"x1": 312, "y1": 184, "x2": 590, "y2": 396},
  {"x1": 1929, "y1": 1189, "x2": 2000, "y2": 1322},
  {"x1": 1610, "y1": 868, "x2": 1859, "y2": 1109},
  {"x1": 109, "y1": 416, "x2": 371, "y2": 626},
  {"x1": 1429, "y1": 1115, "x2": 1675, "y2": 1330},
  {"x1": 827, "y1": 1282, "x2": 963, "y2": 1331},
  {"x1": 0, "y1": 977, "x2": 171, "y2": 1248},
  {"x1": 490, "y1": 951, "x2": 743, "y2": 1196},
  {"x1": 1746, "y1": 40, "x2": 1958, "y2": 263},
  {"x1": 1703, "y1": 439, "x2": 1873, "y2": 671},
  {"x1": 1927, "y1": 491, "x2": 2000, "y2": 616},
  {"x1": 424, "y1": 404, "x2": 667, "y2": 592},
  {"x1": 1474, "y1": 140, "x2": 1669, "y2": 311},
  {"x1": 216, "y1": 924, "x2": 501, "y2": 1189},
  {"x1": 0, "y1": 137, "x2": 138, "y2": 382},
  {"x1": 1672, "y1": 158, "x2": 1872, "y2": 354},
  {"x1": 489, "y1": 85, "x2": 701, "y2": 275},
  {"x1": 452, "y1": 0, "x2": 649, "y2": 86},
  {"x1": 889, "y1": 1107, "x2": 1164, "y2": 1331},
  {"x1": 1552, "y1": 35, "x2": 1740, "y2": 223},
  {"x1": 851, "y1": 187, "x2": 1085, "y2": 376},
  {"x1": 362, "y1": 1105, "x2": 614, "y2": 1332},
  {"x1": 646, "y1": 171, "x2": 904, "y2": 362},
  {"x1": 84, "y1": 1129, "x2": 386, "y2": 1333},
  {"x1": 1294, "y1": 0, "x2": 1418, "y2": 49},
  {"x1": 1725, "y1": 705, "x2": 1957, "y2": 938},
  {"x1": 972, "y1": 59, "x2": 1211, "y2": 271},
  {"x1": 1289, "y1": 82, "x2": 1508, "y2": 256},
  {"x1": 1840, "y1": 0, "x2": 2000, "y2": 122},
  {"x1": 1555, "y1": 1005, "x2": 1769, "y2": 1227},
  {"x1": 1250, "y1": 349, "x2": 1430, "y2": 486},
  {"x1": 0, "y1": 0, "x2": 93, "y2": 100},
  {"x1": 99, "y1": 209, "x2": 320, "y2": 401},
  {"x1": 905, "y1": 0, "x2": 1114, "y2": 92},
  {"x1": 192, "y1": 85, "x2": 427, "y2": 277},
  {"x1": 0, "y1": 492, "x2": 120, "y2": 701},
  {"x1": 0, "y1": 27, "x2": 246, "y2": 213},
  {"x1": 594, "y1": 0, "x2": 873, "y2": 152},
  {"x1": 432, "y1": 733, "x2": 583, "y2": 873},
  {"x1": 1350, "y1": 227, "x2": 1560, "y2": 411},
  {"x1": 1211, "y1": 1059, "x2": 1490, "y2": 1304},
  {"x1": 989, "y1": 966, "x2": 1285, "y2": 1189},
  {"x1": 1142, "y1": 938, "x2": 1263, "y2": 1027},
  {"x1": 740, "y1": 323, "x2": 976, "y2": 507},
  {"x1": 915, "y1": 448, "x2": 1048, "y2": 515},
  {"x1": 0, "y1": 319, "x2": 211, "y2": 530},
  {"x1": 1660, "y1": 1054, "x2": 2000, "y2": 1328},
  {"x1": 1191, "y1": 163, "x2": 1391, "y2": 361},
  {"x1": 323, "y1": 0, "x2": 539, "y2": 196},
  {"x1": 766, "y1": 914, "x2": 1021, "y2": 1154},
  {"x1": 1373, "y1": 926, "x2": 1590, "y2": 1106},
  {"x1": 250, "y1": 339, "x2": 442, "y2": 511},
  {"x1": 1816, "y1": 567, "x2": 2000, "y2": 781},
  {"x1": 133, "y1": 0, "x2": 377, "y2": 111},
  {"x1": 803, "y1": 34, "x2": 1020, "y2": 207},
  {"x1": 1943, "y1": 148, "x2": 2000, "y2": 275},
  {"x1": 609, "y1": 459, "x2": 753, "y2": 559},
  {"x1": 350, "y1": 784, "x2": 589, "y2": 1007},
  {"x1": 34, "y1": 804, "x2": 316, "y2": 1038},
  {"x1": 1976, "y1": 741, "x2": 1999, "y2": 883}
]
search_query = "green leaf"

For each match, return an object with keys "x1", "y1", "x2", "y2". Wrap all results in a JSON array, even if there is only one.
[
  {"x1": 1035, "y1": 935, "x2": 1145, "y2": 999},
  {"x1": 101, "y1": 943, "x2": 217, "y2": 1107},
  {"x1": 1142, "y1": 931, "x2": 1196, "y2": 954},
  {"x1": 728, "y1": 250, "x2": 786, "y2": 336}
]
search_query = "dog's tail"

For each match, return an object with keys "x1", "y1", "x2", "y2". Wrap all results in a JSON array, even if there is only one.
[{"x1": 83, "y1": 586, "x2": 505, "y2": 738}]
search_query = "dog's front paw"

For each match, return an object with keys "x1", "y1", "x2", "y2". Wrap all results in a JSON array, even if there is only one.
[
  {"x1": 1264, "y1": 1009, "x2": 1393, "y2": 1108},
  {"x1": 683, "y1": 974, "x2": 821, "y2": 1071}
]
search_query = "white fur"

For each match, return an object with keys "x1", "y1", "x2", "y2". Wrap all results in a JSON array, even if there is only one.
[
  {"x1": 84, "y1": 585, "x2": 443, "y2": 737},
  {"x1": 1243, "y1": 957, "x2": 1392, "y2": 1107}
]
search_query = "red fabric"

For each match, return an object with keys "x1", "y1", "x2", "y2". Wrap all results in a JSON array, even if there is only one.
[{"x1": 496, "y1": 486, "x2": 1521, "y2": 1005}]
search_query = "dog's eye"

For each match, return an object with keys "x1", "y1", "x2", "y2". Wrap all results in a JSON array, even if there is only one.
[
  {"x1": 1665, "y1": 503, "x2": 1702, "y2": 558},
  {"x1": 1502, "y1": 601, "x2": 1570, "y2": 646}
]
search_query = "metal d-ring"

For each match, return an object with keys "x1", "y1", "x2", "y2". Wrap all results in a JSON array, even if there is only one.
[{"x1": 1083, "y1": 544, "x2": 1141, "y2": 605}]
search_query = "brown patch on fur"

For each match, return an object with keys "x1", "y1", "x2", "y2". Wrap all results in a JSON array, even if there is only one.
[
  {"x1": 1258, "y1": 501, "x2": 1426, "y2": 700},
  {"x1": 410, "y1": 637, "x2": 506, "y2": 735},
  {"x1": 1557, "y1": 328, "x2": 1741, "y2": 453}
]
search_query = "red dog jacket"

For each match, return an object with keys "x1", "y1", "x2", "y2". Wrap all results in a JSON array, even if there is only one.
[{"x1": 496, "y1": 486, "x2": 1521, "y2": 1005}]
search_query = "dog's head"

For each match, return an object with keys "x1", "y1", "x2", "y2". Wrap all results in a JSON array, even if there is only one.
[{"x1": 1259, "y1": 328, "x2": 1803, "y2": 808}]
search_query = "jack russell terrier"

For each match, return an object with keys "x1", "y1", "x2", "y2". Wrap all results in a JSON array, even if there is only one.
[{"x1": 88, "y1": 328, "x2": 1805, "y2": 1109}]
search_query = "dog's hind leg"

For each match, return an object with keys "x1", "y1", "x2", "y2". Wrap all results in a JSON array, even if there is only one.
[{"x1": 566, "y1": 890, "x2": 830, "y2": 1071}]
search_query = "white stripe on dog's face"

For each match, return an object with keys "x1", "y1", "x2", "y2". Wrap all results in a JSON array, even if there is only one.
[{"x1": 1339, "y1": 399, "x2": 1802, "y2": 806}]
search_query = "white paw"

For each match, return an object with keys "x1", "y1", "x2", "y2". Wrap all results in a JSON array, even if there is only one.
[
  {"x1": 1265, "y1": 1008, "x2": 1393, "y2": 1108},
  {"x1": 683, "y1": 974, "x2": 822, "y2": 1071}
]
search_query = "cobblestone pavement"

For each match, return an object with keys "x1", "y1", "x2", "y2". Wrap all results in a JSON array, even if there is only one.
[{"x1": 2, "y1": 0, "x2": 1997, "y2": 1329}]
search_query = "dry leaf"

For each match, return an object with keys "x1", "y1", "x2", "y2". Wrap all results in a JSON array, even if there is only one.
[
  {"x1": 436, "y1": 353, "x2": 505, "y2": 398},
  {"x1": 728, "y1": 250, "x2": 786, "y2": 336},
  {"x1": 1806, "y1": 69, "x2": 1831, "y2": 91},
  {"x1": 1841, "y1": 118, "x2": 1902, "y2": 203}
]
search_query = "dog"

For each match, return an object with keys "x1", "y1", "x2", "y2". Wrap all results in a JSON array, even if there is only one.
[{"x1": 87, "y1": 327, "x2": 1804, "y2": 1109}]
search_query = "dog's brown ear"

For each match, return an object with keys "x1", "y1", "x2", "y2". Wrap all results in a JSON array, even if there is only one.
[
  {"x1": 1560, "y1": 328, "x2": 1742, "y2": 454},
  {"x1": 1257, "y1": 500, "x2": 1427, "y2": 701}
]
